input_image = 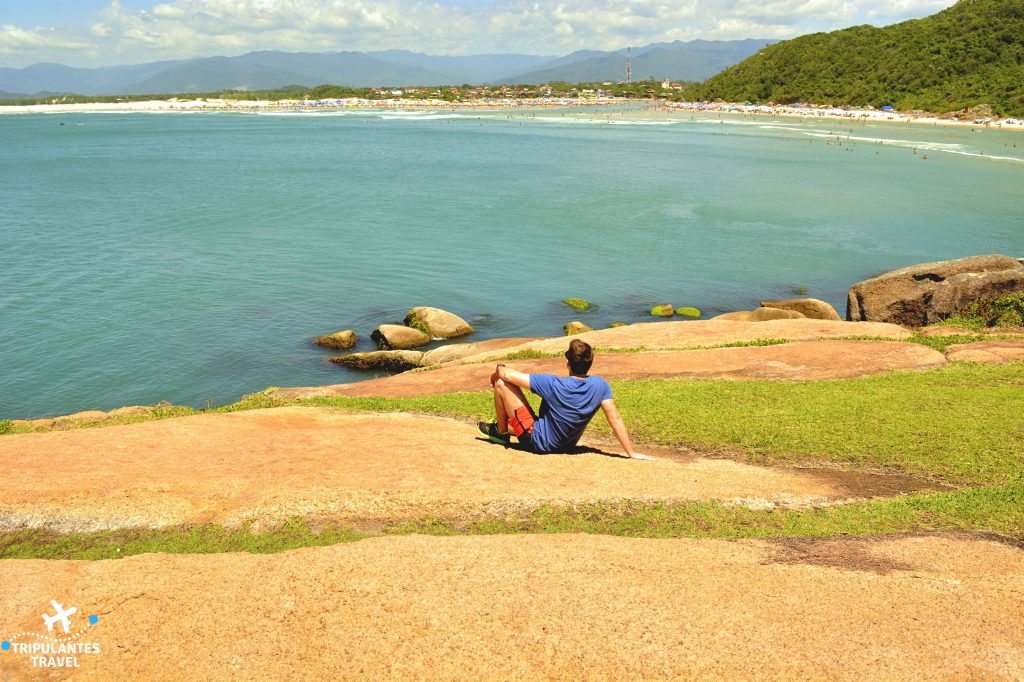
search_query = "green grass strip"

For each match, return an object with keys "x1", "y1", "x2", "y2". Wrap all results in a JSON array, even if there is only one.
[{"x1": 2, "y1": 485, "x2": 1020, "y2": 560}]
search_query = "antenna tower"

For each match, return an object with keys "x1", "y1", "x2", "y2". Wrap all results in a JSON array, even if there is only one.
[{"x1": 626, "y1": 46, "x2": 632, "y2": 85}]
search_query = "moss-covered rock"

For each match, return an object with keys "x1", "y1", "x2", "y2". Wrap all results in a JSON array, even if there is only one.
[
  {"x1": 313, "y1": 330, "x2": 357, "y2": 350},
  {"x1": 330, "y1": 351, "x2": 424, "y2": 372},
  {"x1": 675, "y1": 307, "x2": 702, "y2": 318},
  {"x1": 610, "y1": 322, "x2": 629, "y2": 328},
  {"x1": 649, "y1": 304, "x2": 674, "y2": 317},
  {"x1": 404, "y1": 307, "x2": 474, "y2": 339},
  {"x1": 563, "y1": 321, "x2": 594, "y2": 336},
  {"x1": 562, "y1": 298, "x2": 593, "y2": 312}
]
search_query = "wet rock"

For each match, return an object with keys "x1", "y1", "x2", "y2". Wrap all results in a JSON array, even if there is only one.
[
  {"x1": 562, "y1": 298, "x2": 593, "y2": 311},
  {"x1": 649, "y1": 304, "x2": 674, "y2": 317},
  {"x1": 330, "y1": 350, "x2": 424, "y2": 372},
  {"x1": 846, "y1": 255, "x2": 1024, "y2": 326},
  {"x1": 563, "y1": 321, "x2": 594, "y2": 336},
  {"x1": 404, "y1": 307, "x2": 474, "y2": 339},
  {"x1": 371, "y1": 324, "x2": 431, "y2": 350},
  {"x1": 314, "y1": 330, "x2": 357, "y2": 350},
  {"x1": 676, "y1": 307, "x2": 702, "y2": 318},
  {"x1": 750, "y1": 307, "x2": 806, "y2": 322},
  {"x1": 760, "y1": 298, "x2": 841, "y2": 321}
]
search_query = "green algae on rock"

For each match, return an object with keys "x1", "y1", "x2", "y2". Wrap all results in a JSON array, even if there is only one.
[
  {"x1": 563, "y1": 321, "x2": 594, "y2": 336},
  {"x1": 562, "y1": 298, "x2": 593, "y2": 312},
  {"x1": 649, "y1": 304, "x2": 674, "y2": 317},
  {"x1": 314, "y1": 330, "x2": 358, "y2": 350},
  {"x1": 676, "y1": 307, "x2": 702, "y2": 318}
]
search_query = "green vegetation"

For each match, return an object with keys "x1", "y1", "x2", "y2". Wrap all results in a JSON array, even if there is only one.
[
  {"x1": 675, "y1": 307, "x2": 701, "y2": 318},
  {"x1": 941, "y1": 292, "x2": 1024, "y2": 330},
  {"x1": 649, "y1": 304, "x2": 674, "y2": 316},
  {"x1": 562, "y1": 298, "x2": 593, "y2": 312},
  {"x1": 684, "y1": 0, "x2": 1024, "y2": 116},
  {"x1": 0, "y1": 519, "x2": 364, "y2": 560}
]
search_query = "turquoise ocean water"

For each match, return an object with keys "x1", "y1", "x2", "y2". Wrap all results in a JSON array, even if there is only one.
[{"x1": 1, "y1": 106, "x2": 1022, "y2": 418}]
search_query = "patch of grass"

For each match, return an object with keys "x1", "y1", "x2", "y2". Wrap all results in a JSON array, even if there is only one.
[
  {"x1": 4, "y1": 485, "x2": 1020, "y2": 560},
  {"x1": 389, "y1": 485, "x2": 1024, "y2": 539},
  {"x1": 0, "y1": 519, "x2": 365, "y2": 560},
  {"x1": 503, "y1": 349, "x2": 558, "y2": 360},
  {"x1": 907, "y1": 333, "x2": 987, "y2": 352}
]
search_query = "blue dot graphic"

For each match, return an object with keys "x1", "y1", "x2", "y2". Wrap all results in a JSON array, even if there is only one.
[
  {"x1": 1, "y1": 640, "x2": 10, "y2": 651},
  {"x1": 89, "y1": 614, "x2": 99, "y2": 625}
]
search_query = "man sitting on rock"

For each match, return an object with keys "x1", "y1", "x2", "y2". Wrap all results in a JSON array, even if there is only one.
[{"x1": 477, "y1": 339, "x2": 652, "y2": 459}]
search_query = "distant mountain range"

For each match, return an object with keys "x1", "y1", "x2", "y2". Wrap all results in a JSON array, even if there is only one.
[
  {"x1": 688, "y1": 0, "x2": 1024, "y2": 116},
  {"x1": 0, "y1": 39, "x2": 772, "y2": 97}
]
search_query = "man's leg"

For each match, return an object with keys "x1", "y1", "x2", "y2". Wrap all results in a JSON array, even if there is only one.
[{"x1": 492, "y1": 378, "x2": 532, "y2": 433}]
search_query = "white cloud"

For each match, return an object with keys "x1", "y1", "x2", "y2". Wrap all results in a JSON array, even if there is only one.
[{"x1": 0, "y1": 0, "x2": 959, "y2": 66}]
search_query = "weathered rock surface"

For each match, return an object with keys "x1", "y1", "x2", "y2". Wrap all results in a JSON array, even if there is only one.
[
  {"x1": 563, "y1": 321, "x2": 593, "y2": 335},
  {"x1": 108, "y1": 405, "x2": 154, "y2": 417},
  {"x1": 279, "y1": 341, "x2": 944, "y2": 400},
  {"x1": 761, "y1": 298, "x2": 841, "y2": 321},
  {"x1": 404, "y1": 307, "x2": 474, "y2": 339},
  {"x1": 420, "y1": 338, "x2": 542, "y2": 366},
  {"x1": 313, "y1": 330, "x2": 357, "y2": 350},
  {"x1": 750, "y1": 306, "x2": 807, "y2": 322},
  {"x1": 945, "y1": 339, "x2": 1024, "y2": 364},
  {"x1": 712, "y1": 311, "x2": 755, "y2": 321},
  {"x1": 846, "y1": 254, "x2": 1024, "y2": 326},
  {"x1": 371, "y1": 324, "x2": 431, "y2": 350},
  {"x1": 1, "y1": 534, "x2": 1020, "y2": 680},
  {"x1": 54, "y1": 410, "x2": 108, "y2": 424},
  {"x1": 330, "y1": 350, "x2": 424, "y2": 372},
  {"x1": 0, "y1": 407, "x2": 852, "y2": 531}
]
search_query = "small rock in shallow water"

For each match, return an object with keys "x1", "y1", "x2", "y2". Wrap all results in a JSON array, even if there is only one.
[
  {"x1": 313, "y1": 330, "x2": 357, "y2": 350},
  {"x1": 562, "y1": 298, "x2": 593, "y2": 311},
  {"x1": 372, "y1": 324, "x2": 431, "y2": 350},
  {"x1": 563, "y1": 321, "x2": 594, "y2": 336},
  {"x1": 649, "y1": 304, "x2": 674, "y2": 317},
  {"x1": 331, "y1": 350, "x2": 424, "y2": 372},
  {"x1": 675, "y1": 307, "x2": 701, "y2": 318},
  {"x1": 404, "y1": 307, "x2": 474, "y2": 338}
]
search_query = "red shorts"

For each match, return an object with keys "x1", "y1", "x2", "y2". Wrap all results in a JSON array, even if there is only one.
[{"x1": 506, "y1": 406, "x2": 535, "y2": 438}]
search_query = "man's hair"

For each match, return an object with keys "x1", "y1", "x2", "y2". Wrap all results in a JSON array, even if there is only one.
[{"x1": 565, "y1": 339, "x2": 594, "y2": 376}]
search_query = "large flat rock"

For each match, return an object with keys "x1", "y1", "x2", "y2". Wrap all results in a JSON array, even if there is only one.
[
  {"x1": 278, "y1": 340, "x2": 945, "y2": 399},
  {"x1": 0, "y1": 534, "x2": 1020, "y2": 680},
  {"x1": 450, "y1": 319, "x2": 911, "y2": 364},
  {"x1": 0, "y1": 407, "x2": 857, "y2": 532},
  {"x1": 945, "y1": 339, "x2": 1024, "y2": 364}
]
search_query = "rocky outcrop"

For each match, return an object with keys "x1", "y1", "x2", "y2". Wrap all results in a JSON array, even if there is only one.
[
  {"x1": 420, "y1": 338, "x2": 542, "y2": 366},
  {"x1": 760, "y1": 298, "x2": 841, "y2": 321},
  {"x1": 330, "y1": 351, "x2": 424, "y2": 372},
  {"x1": 846, "y1": 255, "x2": 1024, "y2": 326},
  {"x1": 749, "y1": 307, "x2": 806, "y2": 322},
  {"x1": 404, "y1": 307, "x2": 474, "y2": 339},
  {"x1": 314, "y1": 330, "x2": 357, "y2": 350},
  {"x1": 372, "y1": 324, "x2": 431, "y2": 350},
  {"x1": 944, "y1": 340, "x2": 1024, "y2": 364},
  {"x1": 109, "y1": 405, "x2": 155, "y2": 417},
  {"x1": 54, "y1": 410, "x2": 108, "y2": 424},
  {"x1": 564, "y1": 321, "x2": 594, "y2": 336}
]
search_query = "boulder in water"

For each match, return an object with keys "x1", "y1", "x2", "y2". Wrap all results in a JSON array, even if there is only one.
[
  {"x1": 749, "y1": 307, "x2": 806, "y2": 322},
  {"x1": 404, "y1": 307, "x2": 474, "y2": 339},
  {"x1": 563, "y1": 321, "x2": 594, "y2": 336},
  {"x1": 675, "y1": 307, "x2": 701, "y2": 318},
  {"x1": 846, "y1": 255, "x2": 1024, "y2": 326},
  {"x1": 372, "y1": 324, "x2": 431, "y2": 350},
  {"x1": 760, "y1": 298, "x2": 841, "y2": 321},
  {"x1": 314, "y1": 330, "x2": 357, "y2": 350},
  {"x1": 562, "y1": 298, "x2": 593, "y2": 311},
  {"x1": 649, "y1": 304, "x2": 674, "y2": 317},
  {"x1": 331, "y1": 351, "x2": 424, "y2": 372}
]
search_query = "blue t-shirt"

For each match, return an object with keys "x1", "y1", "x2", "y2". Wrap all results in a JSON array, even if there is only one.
[{"x1": 528, "y1": 374, "x2": 613, "y2": 453}]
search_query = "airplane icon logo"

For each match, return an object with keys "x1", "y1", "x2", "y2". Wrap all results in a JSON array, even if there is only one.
[{"x1": 41, "y1": 600, "x2": 77, "y2": 634}]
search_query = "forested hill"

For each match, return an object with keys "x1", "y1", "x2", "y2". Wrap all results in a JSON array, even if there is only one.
[{"x1": 685, "y1": 0, "x2": 1024, "y2": 116}]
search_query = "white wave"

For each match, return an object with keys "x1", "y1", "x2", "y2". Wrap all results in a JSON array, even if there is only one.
[
  {"x1": 378, "y1": 113, "x2": 467, "y2": 120},
  {"x1": 254, "y1": 110, "x2": 358, "y2": 117},
  {"x1": 802, "y1": 132, "x2": 965, "y2": 151},
  {"x1": 605, "y1": 120, "x2": 677, "y2": 126}
]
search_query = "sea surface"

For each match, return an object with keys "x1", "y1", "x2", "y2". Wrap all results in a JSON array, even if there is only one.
[{"x1": 2, "y1": 106, "x2": 1022, "y2": 418}]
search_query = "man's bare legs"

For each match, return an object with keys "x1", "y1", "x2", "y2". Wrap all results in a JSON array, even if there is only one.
[{"x1": 491, "y1": 373, "x2": 532, "y2": 433}]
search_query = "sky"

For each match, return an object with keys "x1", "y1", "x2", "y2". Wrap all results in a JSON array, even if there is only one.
[{"x1": 0, "y1": 0, "x2": 957, "y2": 67}]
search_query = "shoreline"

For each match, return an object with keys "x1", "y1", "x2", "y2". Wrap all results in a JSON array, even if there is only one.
[{"x1": 2, "y1": 96, "x2": 1023, "y2": 132}]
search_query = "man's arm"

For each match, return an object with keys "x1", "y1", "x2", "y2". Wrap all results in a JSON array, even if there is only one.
[
  {"x1": 600, "y1": 399, "x2": 653, "y2": 460},
  {"x1": 493, "y1": 364, "x2": 531, "y2": 391}
]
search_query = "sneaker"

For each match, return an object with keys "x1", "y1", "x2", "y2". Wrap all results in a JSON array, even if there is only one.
[{"x1": 476, "y1": 421, "x2": 511, "y2": 446}]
